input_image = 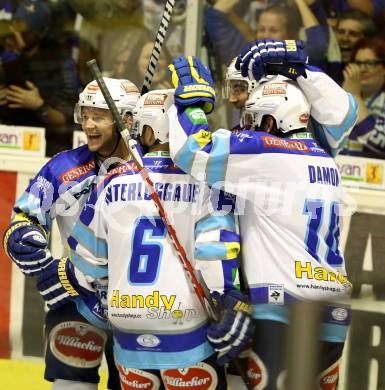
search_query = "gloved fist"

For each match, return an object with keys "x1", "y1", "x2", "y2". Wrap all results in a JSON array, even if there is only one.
[
  {"x1": 168, "y1": 55, "x2": 215, "y2": 113},
  {"x1": 37, "y1": 257, "x2": 93, "y2": 310},
  {"x1": 3, "y1": 220, "x2": 53, "y2": 276},
  {"x1": 235, "y1": 39, "x2": 308, "y2": 81},
  {"x1": 207, "y1": 290, "x2": 253, "y2": 365}
]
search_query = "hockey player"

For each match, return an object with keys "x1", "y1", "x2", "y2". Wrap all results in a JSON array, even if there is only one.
[
  {"x1": 223, "y1": 39, "x2": 357, "y2": 156},
  {"x1": 165, "y1": 51, "x2": 354, "y2": 389},
  {"x1": 3, "y1": 78, "x2": 140, "y2": 390},
  {"x1": 223, "y1": 57, "x2": 257, "y2": 118},
  {"x1": 35, "y1": 89, "x2": 253, "y2": 390}
]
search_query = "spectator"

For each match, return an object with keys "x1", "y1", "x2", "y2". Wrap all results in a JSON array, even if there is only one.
[
  {"x1": 335, "y1": 10, "x2": 376, "y2": 64},
  {"x1": 205, "y1": 1, "x2": 325, "y2": 69},
  {"x1": 110, "y1": 29, "x2": 172, "y2": 90},
  {"x1": 0, "y1": 0, "x2": 81, "y2": 156},
  {"x1": 342, "y1": 37, "x2": 385, "y2": 158}
]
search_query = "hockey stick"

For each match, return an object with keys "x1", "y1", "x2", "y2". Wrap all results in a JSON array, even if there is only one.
[
  {"x1": 141, "y1": 0, "x2": 176, "y2": 95},
  {"x1": 87, "y1": 59, "x2": 253, "y2": 390},
  {"x1": 87, "y1": 58, "x2": 212, "y2": 320}
]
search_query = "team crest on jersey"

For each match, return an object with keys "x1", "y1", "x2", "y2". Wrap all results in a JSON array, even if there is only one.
[
  {"x1": 247, "y1": 351, "x2": 268, "y2": 389},
  {"x1": 49, "y1": 321, "x2": 107, "y2": 368},
  {"x1": 144, "y1": 93, "x2": 168, "y2": 107},
  {"x1": 136, "y1": 334, "x2": 161, "y2": 348},
  {"x1": 262, "y1": 82, "x2": 288, "y2": 96},
  {"x1": 117, "y1": 366, "x2": 161, "y2": 390},
  {"x1": 161, "y1": 362, "x2": 218, "y2": 389}
]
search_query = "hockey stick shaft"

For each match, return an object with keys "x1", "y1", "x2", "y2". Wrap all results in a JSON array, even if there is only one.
[
  {"x1": 141, "y1": 0, "x2": 175, "y2": 95},
  {"x1": 87, "y1": 59, "x2": 253, "y2": 390}
]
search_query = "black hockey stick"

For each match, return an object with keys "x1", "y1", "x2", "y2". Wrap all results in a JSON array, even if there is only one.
[
  {"x1": 87, "y1": 59, "x2": 253, "y2": 390},
  {"x1": 141, "y1": 0, "x2": 175, "y2": 95}
]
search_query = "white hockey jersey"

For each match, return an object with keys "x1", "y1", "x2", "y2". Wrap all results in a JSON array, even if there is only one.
[
  {"x1": 67, "y1": 152, "x2": 240, "y2": 369},
  {"x1": 168, "y1": 105, "x2": 352, "y2": 343}
]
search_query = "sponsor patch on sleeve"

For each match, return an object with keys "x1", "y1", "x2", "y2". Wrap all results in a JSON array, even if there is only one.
[{"x1": 185, "y1": 107, "x2": 208, "y2": 125}]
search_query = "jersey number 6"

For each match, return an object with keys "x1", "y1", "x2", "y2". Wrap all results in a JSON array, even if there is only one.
[{"x1": 128, "y1": 217, "x2": 167, "y2": 285}]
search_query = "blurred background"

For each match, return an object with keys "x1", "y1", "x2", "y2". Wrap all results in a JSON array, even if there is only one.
[{"x1": 0, "y1": 1, "x2": 384, "y2": 389}]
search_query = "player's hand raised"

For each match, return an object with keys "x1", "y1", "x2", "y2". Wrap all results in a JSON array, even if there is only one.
[
  {"x1": 236, "y1": 39, "x2": 308, "y2": 81},
  {"x1": 168, "y1": 55, "x2": 215, "y2": 114}
]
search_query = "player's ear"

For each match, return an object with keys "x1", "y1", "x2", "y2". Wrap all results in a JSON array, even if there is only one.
[
  {"x1": 261, "y1": 115, "x2": 275, "y2": 133},
  {"x1": 141, "y1": 125, "x2": 156, "y2": 147},
  {"x1": 123, "y1": 112, "x2": 133, "y2": 129}
]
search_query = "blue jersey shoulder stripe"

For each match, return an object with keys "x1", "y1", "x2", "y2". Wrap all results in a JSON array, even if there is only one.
[{"x1": 229, "y1": 132, "x2": 329, "y2": 157}]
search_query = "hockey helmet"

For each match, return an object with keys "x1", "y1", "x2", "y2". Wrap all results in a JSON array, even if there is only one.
[
  {"x1": 241, "y1": 75, "x2": 310, "y2": 133},
  {"x1": 74, "y1": 78, "x2": 140, "y2": 124},
  {"x1": 223, "y1": 57, "x2": 257, "y2": 99},
  {"x1": 132, "y1": 89, "x2": 174, "y2": 144}
]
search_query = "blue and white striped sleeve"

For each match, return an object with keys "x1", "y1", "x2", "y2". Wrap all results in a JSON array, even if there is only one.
[
  {"x1": 67, "y1": 187, "x2": 108, "y2": 280},
  {"x1": 298, "y1": 67, "x2": 358, "y2": 156},
  {"x1": 194, "y1": 191, "x2": 241, "y2": 294},
  {"x1": 168, "y1": 104, "x2": 265, "y2": 193}
]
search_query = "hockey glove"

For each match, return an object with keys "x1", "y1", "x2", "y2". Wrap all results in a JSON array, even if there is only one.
[
  {"x1": 37, "y1": 257, "x2": 94, "y2": 310},
  {"x1": 207, "y1": 289, "x2": 253, "y2": 366},
  {"x1": 235, "y1": 39, "x2": 308, "y2": 81},
  {"x1": 3, "y1": 217, "x2": 53, "y2": 276},
  {"x1": 168, "y1": 55, "x2": 216, "y2": 114}
]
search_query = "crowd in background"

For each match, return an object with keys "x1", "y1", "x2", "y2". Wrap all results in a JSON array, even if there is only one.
[{"x1": 0, "y1": 0, "x2": 384, "y2": 159}]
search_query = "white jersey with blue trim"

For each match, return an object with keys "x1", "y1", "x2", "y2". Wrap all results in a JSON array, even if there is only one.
[
  {"x1": 68, "y1": 152, "x2": 240, "y2": 369},
  {"x1": 11, "y1": 144, "x2": 109, "y2": 328},
  {"x1": 297, "y1": 67, "x2": 357, "y2": 156},
  {"x1": 168, "y1": 105, "x2": 352, "y2": 343}
]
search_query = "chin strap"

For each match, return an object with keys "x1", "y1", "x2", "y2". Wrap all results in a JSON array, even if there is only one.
[{"x1": 96, "y1": 129, "x2": 121, "y2": 160}]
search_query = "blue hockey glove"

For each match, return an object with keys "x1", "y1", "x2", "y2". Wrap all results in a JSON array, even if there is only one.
[
  {"x1": 207, "y1": 290, "x2": 254, "y2": 365},
  {"x1": 168, "y1": 55, "x2": 215, "y2": 113},
  {"x1": 37, "y1": 257, "x2": 94, "y2": 310},
  {"x1": 3, "y1": 218, "x2": 53, "y2": 276},
  {"x1": 235, "y1": 39, "x2": 308, "y2": 81}
]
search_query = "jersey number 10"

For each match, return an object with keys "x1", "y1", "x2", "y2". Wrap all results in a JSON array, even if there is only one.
[{"x1": 303, "y1": 199, "x2": 343, "y2": 266}]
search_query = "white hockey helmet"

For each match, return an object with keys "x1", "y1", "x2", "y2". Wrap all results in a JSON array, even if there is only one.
[
  {"x1": 132, "y1": 89, "x2": 174, "y2": 144},
  {"x1": 74, "y1": 78, "x2": 140, "y2": 124},
  {"x1": 223, "y1": 57, "x2": 257, "y2": 99},
  {"x1": 241, "y1": 75, "x2": 310, "y2": 133}
]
